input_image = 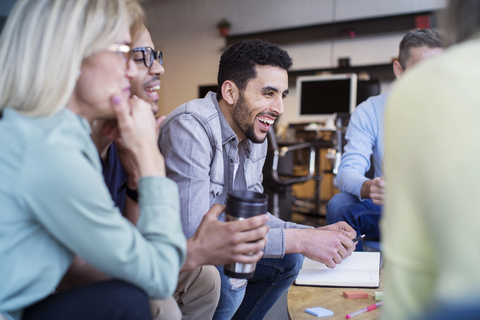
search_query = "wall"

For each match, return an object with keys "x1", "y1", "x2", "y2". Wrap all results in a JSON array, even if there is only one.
[{"x1": 143, "y1": 0, "x2": 446, "y2": 126}]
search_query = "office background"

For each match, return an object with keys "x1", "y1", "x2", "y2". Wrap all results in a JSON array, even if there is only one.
[
  {"x1": 140, "y1": 0, "x2": 446, "y2": 127},
  {"x1": 0, "y1": 0, "x2": 447, "y2": 127}
]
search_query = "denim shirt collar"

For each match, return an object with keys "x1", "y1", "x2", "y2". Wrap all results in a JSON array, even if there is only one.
[{"x1": 212, "y1": 93, "x2": 253, "y2": 159}]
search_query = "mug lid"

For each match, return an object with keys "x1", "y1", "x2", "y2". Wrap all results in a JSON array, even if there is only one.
[{"x1": 227, "y1": 190, "x2": 267, "y2": 204}]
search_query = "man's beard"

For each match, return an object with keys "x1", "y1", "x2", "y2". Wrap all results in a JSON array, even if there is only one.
[{"x1": 233, "y1": 93, "x2": 266, "y2": 144}]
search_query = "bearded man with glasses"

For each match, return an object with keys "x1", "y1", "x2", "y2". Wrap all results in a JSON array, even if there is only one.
[
  {"x1": 132, "y1": 46, "x2": 163, "y2": 67},
  {"x1": 129, "y1": 45, "x2": 163, "y2": 112}
]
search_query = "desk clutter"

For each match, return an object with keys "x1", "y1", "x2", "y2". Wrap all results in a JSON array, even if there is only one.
[
  {"x1": 303, "y1": 121, "x2": 336, "y2": 132},
  {"x1": 305, "y1": 306, "x2": 334, "y2": 317},
  {"x1": 343, "y1": 290, "x2": 369, "y2": 299},
  {"x1": 289, "y1": 271, "x2": 385, "y2": 320},
  {"x1": 275, "y1": 122, "x2": 339, "y2": 143},
  {"x1": 304, "y1": 291, "x2": 385, "y2": 318},
  {"x1": 290, "y1": 251, "x2": 384, "y2": 319},
  {"x1": 264, "y1": 121, "x2": 346, "y2": 222},
  {"x1": 374, "y1": 291, "x2": 385, "y2": 301},
  {"x1": 345, "y1": 301, "x2": 384, "y2": 319}
]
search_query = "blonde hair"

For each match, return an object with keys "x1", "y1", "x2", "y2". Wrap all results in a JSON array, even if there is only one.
[{"x1": 0, "y1": 0, "x2": 144, "y2": 117}]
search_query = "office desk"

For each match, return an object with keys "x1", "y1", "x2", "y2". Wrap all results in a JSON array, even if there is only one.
[
  {"x1": 308, "y1": 139, "x2": 334, "y2": 216},
  {"x1": 287, "y1": 271, "x2": 384, "y2": 320},
  {"x1": 279, "y1": 138, "x2": 333, "y2": 217}
]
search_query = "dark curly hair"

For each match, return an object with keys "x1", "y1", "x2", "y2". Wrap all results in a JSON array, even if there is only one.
[
  {"x1": 216, "y1": 39, "x2": 292, "y2": 101},
  {"x1": 398, "y1": 28, "x2": 443, "y2": 70}
]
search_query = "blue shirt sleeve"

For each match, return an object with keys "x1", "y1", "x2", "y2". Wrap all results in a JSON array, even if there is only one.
[{"x1": 337, "y1": 93, "x2": 386, "y2": 200}]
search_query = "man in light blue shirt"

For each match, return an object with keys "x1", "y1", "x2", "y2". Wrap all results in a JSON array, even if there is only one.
[{"x1": 326, "y1": 29, "x2": 443, "y2": 251}]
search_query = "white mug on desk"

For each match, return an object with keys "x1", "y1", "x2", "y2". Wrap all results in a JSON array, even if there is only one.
[{"x1": 324, "y1": 117, "x2": 336, "y2": 130}]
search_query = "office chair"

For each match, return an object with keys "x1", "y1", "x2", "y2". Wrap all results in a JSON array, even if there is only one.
[
  {"x1": 263, "y1": 128, "x2": 317, "y2": 221},
  {"x1": 325, "y1": 113, "x2": 349, "y2": 188},
  {"x1": 326, "y1": 113, "x2": 374, "y2": 186}
]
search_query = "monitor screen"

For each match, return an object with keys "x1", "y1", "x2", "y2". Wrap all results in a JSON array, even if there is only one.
[{"x1": 296, "y1": 73, "x2": 357, "y2": 123}]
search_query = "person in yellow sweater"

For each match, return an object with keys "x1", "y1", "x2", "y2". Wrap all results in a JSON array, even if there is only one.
[{"x1": 382, "y1": 0, "x2": 480, "y2": 319}]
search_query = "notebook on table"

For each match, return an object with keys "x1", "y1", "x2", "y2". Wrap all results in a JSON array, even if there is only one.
[{"x1": 295, "y1": 252, "x2": 381, "y2": 288}]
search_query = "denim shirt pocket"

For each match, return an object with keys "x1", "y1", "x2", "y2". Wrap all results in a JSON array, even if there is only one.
[
  {"x1": 210, "y1": 181, "x2": 223, "y2": 198},
  {"x1": 244, "y1": 154, "x2": 266, "y2": 192}
]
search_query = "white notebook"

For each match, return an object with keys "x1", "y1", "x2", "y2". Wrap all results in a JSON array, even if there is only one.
[{"x1": 295, "y1": 252, "x2": 380, "y2": 288}]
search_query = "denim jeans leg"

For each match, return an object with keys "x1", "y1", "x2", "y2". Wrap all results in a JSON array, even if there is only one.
[
  {"x1": 326, "y1": 192, "x2": 382, "y2": 251},
  {"x1": 231, "y1": 253, "x2": 304, "y2": 320},
  {"x1": 212, "y1": 265, "x2": 247, "y2": 320}
]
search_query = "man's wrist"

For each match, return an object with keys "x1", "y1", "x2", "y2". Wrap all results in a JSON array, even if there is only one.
[
  {"x1": 360, "y1": 180, "x2": 372, "y2": 199},
  {"x1": 181, "y1": 239, "x2": 201, "y2": 272},
  {"x1": 284, "y1": 228, "x2": 306, "y2": 255}
]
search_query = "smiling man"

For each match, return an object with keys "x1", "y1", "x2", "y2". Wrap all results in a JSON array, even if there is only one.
[
  {"x1": 95, "y1": 26, "x2": 166, "y2": 216},
  {"x1": 129, "y1": 29, "x2": 162, "y2": 114},
  {"x1": 159, "y1": 39, "x2": 357, "y2": 320}
]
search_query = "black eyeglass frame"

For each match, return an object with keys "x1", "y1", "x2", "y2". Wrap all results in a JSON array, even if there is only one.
[{"x1": 132, "y1": 46, "x2": 163, "y2": 68}]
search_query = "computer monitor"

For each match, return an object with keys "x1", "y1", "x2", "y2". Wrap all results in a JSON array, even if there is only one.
[{"x1": 296, "y1": 73, "x2": 357, "y2": 123}]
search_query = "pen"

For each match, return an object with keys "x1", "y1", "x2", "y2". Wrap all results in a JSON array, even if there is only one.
[
  {"x1": 345, "y1": 301, "x2": 384, "y2": 319},
  {"x1": 352, "y1": 234, "x2": 365, "y2": 242}
]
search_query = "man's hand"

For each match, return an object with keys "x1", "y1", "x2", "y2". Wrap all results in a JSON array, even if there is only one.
[
  {"x1": 369, "y1": 177, "x2": 386, "y2": 205},
  {"x1": 182, "y1": 204, "x2": 270, "y2": 272},
  {"x1": 285, "y1": 227, "x2": 356, "y2": 269},
  {"x1": 360, "y1": 177, "x2": 386, "y2": 205},
  {"x1": 317, "y1": 221, "x2": 356, "y2": 239}
]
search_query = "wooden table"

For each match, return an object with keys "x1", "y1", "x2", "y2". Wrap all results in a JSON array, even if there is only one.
[{"x1": 287, "y1": 271, "x2": 384, "y2": 320}]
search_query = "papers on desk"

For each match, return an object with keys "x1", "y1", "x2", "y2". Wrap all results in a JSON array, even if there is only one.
[
  {"x1": 295, "y1": 252, "x2": 380, "y2": 288},
  {"x1": 303, "y1": 123, "x2": 336, "y2": 131}
]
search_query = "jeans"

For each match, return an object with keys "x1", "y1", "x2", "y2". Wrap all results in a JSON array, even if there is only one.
[
  {"x1": 326, "y1": 192, "x2": 382, "y2": 251},
  {"x1": 23, "y1": 280, "x2": 152, "y2": 320},
  {"x1": 213, "y1": 253, "x2": 304, "y2": 320}
]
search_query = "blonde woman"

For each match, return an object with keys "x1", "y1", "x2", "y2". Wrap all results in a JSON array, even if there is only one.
[{"x1": 0, "y1": 1, "x2": 186, "y2": 319}]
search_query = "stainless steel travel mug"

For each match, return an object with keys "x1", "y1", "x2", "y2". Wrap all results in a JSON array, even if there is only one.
[{"x1": 223, "y1": 190, "x2": 268, "y2": 279}]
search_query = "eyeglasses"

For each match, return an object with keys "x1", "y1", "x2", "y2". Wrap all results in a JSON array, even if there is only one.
[
  {"x1": 106, "y1": 44, "x2": 131, "y2": 65},
  {"x1": 132, "y1": 46, "x2": 163, "y2": 68}
]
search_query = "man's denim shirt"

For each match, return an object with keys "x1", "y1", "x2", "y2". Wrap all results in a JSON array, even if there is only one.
[{"x1": 159, "y1": 92, "x2": 309, "y2": 258}]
